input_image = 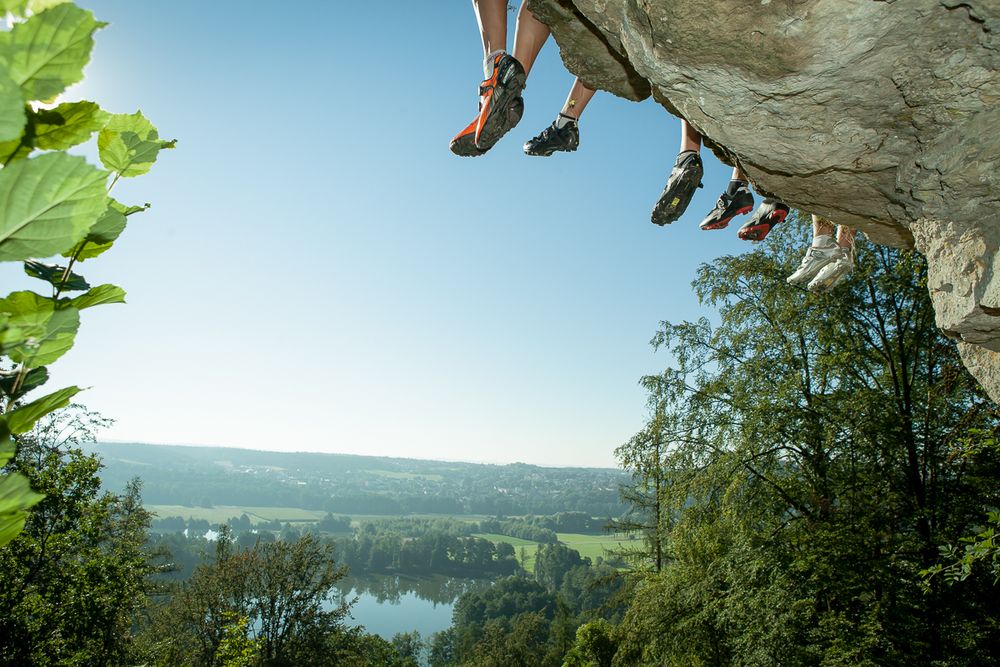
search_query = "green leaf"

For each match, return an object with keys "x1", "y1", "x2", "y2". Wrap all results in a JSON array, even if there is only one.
[
  {"x1": 0, "y1": 100, "x2": 107, "y2": 163},
  {"x1": 0, "y1": 314, "x2": 26, "y2": 356},
  {"x1": 33, "y1": 100, "x2": 108, "y2": 150},
  {"x1": 65, "y1": 239, "x2": 111, "y2": 261},
  {"x1": 0, "y1": 291, "x2": 79, "y2": 367},
  {"x1": 0, "y1": 0, "x2": 29, "y2": 17},
  {"x1": 2, "y1": 385, "x2": 80, "y2": 434},
  {"x1": 0, "y1": 436, "x2": 13, "y2": 466},
  {"x1": 0, "y1": 134, "x2": 33, "y2": 164},
  {"x1": 0, "y1": 471, "x2": 45, "y2": 547},
  {"x1": 98, "y1": 111, "x2": 175, "y2": 178},
  {"x1": 23, "y1": 259, "x2": 90, "y2": 291},
  {"x1": 0, "y1": 68, "x2": 26, "y2": 143},
  {"x1": 0, "y1": 152, "x2": 109, "y2": 261},
  {"x1": 0, "y1": 366, "x2": 48, "y2": 399},
  {"x1": 64, "y1": 283, "x2": 124, "y2": 310},
  {"x1": 58, "y1": 199, "x2": 136, "y2": 261},
  {"x1": 111, "y1": 199, "x2": 150, "y2": 216},
  {"x1": 0, "y1": 3, "x2": 105, "y2": 102},
  {"x1": 27, "y1": 0, "x2": 69, "y2": 12},
  {"x1": 83, "y1": 204, "x2": 125, "y2": 244}
]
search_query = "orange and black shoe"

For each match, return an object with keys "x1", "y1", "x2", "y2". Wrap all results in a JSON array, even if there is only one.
[
  {"x1": 699, "y1": 186, "x2": 754, "y2": 231},
  {"x1": 449, "y1": 52, "x2": 526, "y2": 156},
  {"x1": 450, "y1": 96, "x2": 524, "y2": 157},
  {"x1": 738, "y1": 198, "x2": 789, "y2": 241}
]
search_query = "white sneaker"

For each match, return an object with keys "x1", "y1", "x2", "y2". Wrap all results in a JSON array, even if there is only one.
[
  {"x1": 808, "y1": 250, "x2": 854, "y2": 293},
  {"x1": 787, "y1": 241, "x2": 841, "y2": 286}
]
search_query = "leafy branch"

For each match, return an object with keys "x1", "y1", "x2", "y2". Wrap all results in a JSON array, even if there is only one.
[{"x1": 0, "y1": 1, "x2": 173, "y2": 546}]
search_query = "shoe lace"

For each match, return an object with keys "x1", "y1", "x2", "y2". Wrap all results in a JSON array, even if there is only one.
[
  {"x1": 534, "y1": 123, "x2": 559, "y2": 143},
  {"x1": 801, "y1": 245, "x2": 839, "y2": 266}
]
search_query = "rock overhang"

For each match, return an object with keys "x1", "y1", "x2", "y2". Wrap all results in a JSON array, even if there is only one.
[{"x1": 527, "y1": 0, "x2": 1000, "y2": 399}]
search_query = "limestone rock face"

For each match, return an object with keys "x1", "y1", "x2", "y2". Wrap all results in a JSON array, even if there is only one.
[{"x1": 527, "y1": 0, "x2": 1000, "y2": 399}]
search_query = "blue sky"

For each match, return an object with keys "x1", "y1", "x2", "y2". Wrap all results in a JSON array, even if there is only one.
[{"x1": 3, "y1": 1, "x2": 766, "y2": 467}]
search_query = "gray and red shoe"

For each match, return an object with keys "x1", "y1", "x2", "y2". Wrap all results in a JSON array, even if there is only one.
[
  {"x1": 699, "y1": 186, "x2": 754, "y2": 231},
  {"x1": 738, "y1": 198, "x2": 789, "y2": 241},
  {"x1": 449, "y1": 53, "x2": 527, "y2": 156}
]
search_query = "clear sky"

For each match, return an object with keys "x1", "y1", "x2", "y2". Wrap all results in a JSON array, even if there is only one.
[{"x1": 2, "y1": 1, "x2": 764, "y2": 468}]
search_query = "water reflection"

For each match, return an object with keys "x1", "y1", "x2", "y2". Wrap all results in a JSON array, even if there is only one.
[{"x1": 337, "y1": 573, "x2": 492, "y2": 606}]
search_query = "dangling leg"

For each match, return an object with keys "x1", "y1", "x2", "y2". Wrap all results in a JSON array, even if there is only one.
[
  {"x1": 651, "y1": 120, "x2": 706, "y2": 226},
  {"x1": 787, "y1": 215, "x2": 840, "y2": 286},
  {"x1": 699, "y1": 164, "x2": 755, "y2": 231},
  {"x1": 450, "y1": 0, "x2": 528, "y2": 156},
  {"x1": 807, "y1": 224, "x2": 856, "y2": 292},
  {"x1": 523, "y1": 77, "x2": 595, "y2": 156}
]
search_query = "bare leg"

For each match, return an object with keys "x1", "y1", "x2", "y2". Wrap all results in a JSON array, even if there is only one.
[
  {"x1": 679, "y1": 120, "x2": 702, "y2": 153},
  {"x1": 836, "y1": 225, "x2": 856, "y2": 251},
  {"x1": 512, "y1": 3, "x2": 551, "y2": 76},
  {"x1": 787, "y1": 215, "x2": 849, "y2": 288},
  {"x1": 560, "y1": 78, "x2": 597, "y2": 119},
  {"x1": 473, "y1": 0, "x2": 508, "y2": 57},
  {"x1": 812, "y1": 214, "x2": 836, "y2": 239},
  {"x1": 732, "y1": 166, "x2": 747, "y2": 181}
]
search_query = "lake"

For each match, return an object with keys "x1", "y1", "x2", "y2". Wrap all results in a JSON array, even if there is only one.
[{"x1": 335, "y1": 574, "x2": 492, "y2": 640}]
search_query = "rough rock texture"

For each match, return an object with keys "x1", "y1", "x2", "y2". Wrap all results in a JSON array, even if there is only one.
[{"x1": 527, "y1": 0, "x2": 1000, "y2": 399}]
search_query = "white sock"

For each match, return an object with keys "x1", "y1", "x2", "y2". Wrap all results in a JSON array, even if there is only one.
[
  {"x1": 555, "y1": 113, "x2": 576, "y2": 129},
  {"x1": 484, "y1": 49, "x2": 505, "y2": 78},
  {"x1": 812, "y1": 234, "x2": 837, "y2": 249}
]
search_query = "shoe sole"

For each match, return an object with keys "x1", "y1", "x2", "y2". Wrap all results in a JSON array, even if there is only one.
[
  {"x1": 738, "y1": 209, "x2": 788, "y2": 241},
  {"x1": 524, "y1": 144, "x2": 577, "y2": 157},
  {"x1": 808, "y1": 266, "x2": 853, "y2": 293},
  {"x1": 700, "y1": 205, "x2": 752, "y2": 231},
  {"x1": 451, "y1": 97, "x2": 524, "y2": 158},
  {"x1": 450, "y1": 133, "x2": 484, "y2": 157},
  {"x1": 651, "y1": 166, "x2": 702, "y2": 226},
  {"x1": 787, "y1": 256, "x2": 839, "y2": 287},
  {"x1": 475, "y1": 60, "x2": 527, "y2": 151}
]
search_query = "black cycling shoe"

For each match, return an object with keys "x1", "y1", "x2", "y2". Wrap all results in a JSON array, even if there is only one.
[
  {"x1": 738, "y1": 198, "x2": 789, "y2": 241},
  {"x1": 651, "y1": 150, "x2": 704, "y2": 226},
  {"x1": 523, "y1": 116, "x2": 580, "y2": 156},
  {"x1": 699, "y1": 187, "x2": 754, "y2": 231}
]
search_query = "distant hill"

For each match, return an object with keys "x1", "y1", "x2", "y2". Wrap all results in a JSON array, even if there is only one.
[{"x1": 85, "y1": 442, "x2": 628, "y2": 518}]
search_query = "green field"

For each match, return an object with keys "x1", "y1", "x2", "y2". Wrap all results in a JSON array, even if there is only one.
[
  {"x1": 350, "y1": 513, "x2": 488, "y2": 526},
  {"x1": 474, "y1": 531, "x2": 637, "y2": 570},
  {"x1": 557, "y1": 532, "x2": 635, "y2": 561},
  {"x1": 147, "y1": 508, "x2": 637, "y2": 566},
  {"x1": 148, "y1": 506, "x2": 493, "y2": 528},
  {"x1": 146, "y1": 505, "x2": 327, "y2": 525}
]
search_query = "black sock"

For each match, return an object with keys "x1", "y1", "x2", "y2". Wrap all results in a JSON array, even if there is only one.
[{"x1": 726, "y1": 179, "x2": 748, "y2": 196}]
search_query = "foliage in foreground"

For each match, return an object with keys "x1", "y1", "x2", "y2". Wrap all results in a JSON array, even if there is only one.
[
  {"x1": 0, "y1": 408, "x2": 153, "y2": 665},
  {"x1": 0, "y1": 0, "x2": 172, "y2": 545},
  {"x1": 142, "y1": 528, "x2": 418, "y2": 667}
]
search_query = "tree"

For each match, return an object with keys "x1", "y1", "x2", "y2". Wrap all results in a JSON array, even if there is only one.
[
  {"x1": 562, "y1": 619, "x2": 618, "y2": 667},
  {"x1": 147, "y1": 531, "x2": 354, "y2": 666},
  {"x1": 611, "y1": 401, "x2": 676, "y2": 572},
  {"x1": 533, "y1": 543, "x2": 587, "y2": 590},
  {"x1": 0, "y1": 407, "x2": 154, "y2": 666},
  {"x1": 612, "y1": 214, "x2": 1000, "y2": 665}
]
